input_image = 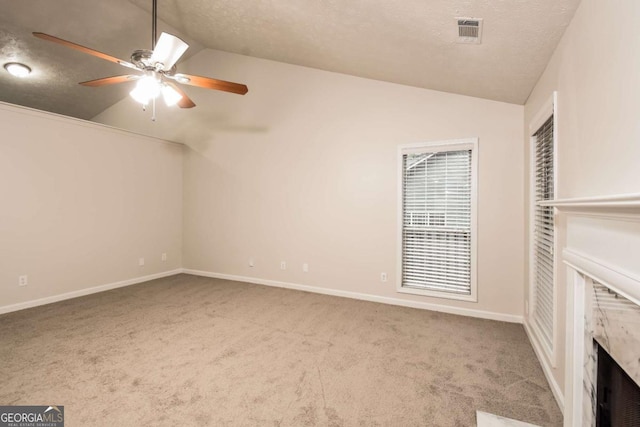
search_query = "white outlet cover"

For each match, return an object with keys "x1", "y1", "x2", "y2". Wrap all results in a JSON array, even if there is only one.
[
  {"x1": 139, "y1": 258, "x2": 145, "y2": 266},
  {"x1": 249, "y1": 258, "x2": 255, "y2": 267},
  {"x1": 162, "y1": 253, "x2": 167, "y2": 261},
  {"x1": 381, "y1": 273, "x2": 388, "y2": 282},
  {"x1": 18, "y1": 275, "x2": 28, "y2": 286},
  {"x1": 303, "y1": 263, "x2": 309, "y2": 272},
  {"x1": 280, "y1": 261, "x2": 286, "y2": 270}
]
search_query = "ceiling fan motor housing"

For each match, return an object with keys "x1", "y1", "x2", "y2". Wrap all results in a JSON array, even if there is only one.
[{"x1": 130, "y1": 50, "x2": 177, "y2": 76}]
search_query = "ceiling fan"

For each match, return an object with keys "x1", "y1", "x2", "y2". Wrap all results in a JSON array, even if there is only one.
[{"x1": 32, "y1": 0, "x2": 247, "y2": 117}]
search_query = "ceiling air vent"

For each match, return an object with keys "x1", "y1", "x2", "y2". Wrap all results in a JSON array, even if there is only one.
[{"x1": 456, "y1": 18, "x2": 483, "y2": 44}]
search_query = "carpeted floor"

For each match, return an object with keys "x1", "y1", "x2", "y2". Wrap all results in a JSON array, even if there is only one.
[{"x1": 0, "y1": 274, "x2": 562, "y2": 426}]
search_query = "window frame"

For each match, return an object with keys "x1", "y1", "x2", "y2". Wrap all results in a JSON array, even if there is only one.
[
  {"x1": 528, "y1": 92, "x2": 558, "y2": 366},
  {"x1": 396, "y1": 138, "x2": 478, "y2": 302}
]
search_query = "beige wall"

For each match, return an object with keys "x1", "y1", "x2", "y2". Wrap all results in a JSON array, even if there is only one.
[
  {"x1": 95, "y1": 49, "x2": 525, "y2": 320},
  {"x1": 527, "y1": 0, "x2": 640, "y2": 199},
  {"x1": 524, "y1": 0, "x2": 640, "y2": 407},
  {"x1": 0, "y1": 103, "x2": 183, "y2": 311}
]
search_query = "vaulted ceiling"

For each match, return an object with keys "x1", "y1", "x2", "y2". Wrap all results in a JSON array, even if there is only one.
[{"x1": 0, "y1": 0, "x2": 580, "y2": 122}]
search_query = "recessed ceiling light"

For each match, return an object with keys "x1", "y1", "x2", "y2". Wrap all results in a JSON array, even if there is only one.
[{"x1": 4, "y1": 62, "x2": 32, "y2": 78}]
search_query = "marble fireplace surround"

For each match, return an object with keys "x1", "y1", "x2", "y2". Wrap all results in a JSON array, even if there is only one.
[
  {"x1": 540, "y1": 194, "x2": 640, "y2": 427},
  {"x1": 564, "y1": 258, "x2": 640, "y2": 427}
]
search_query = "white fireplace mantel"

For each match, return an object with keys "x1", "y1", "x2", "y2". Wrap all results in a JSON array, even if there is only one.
[
  {"x1": 539, "y1": 192, "x2": 640, "y2": 209},
  {"x1": 550, "y1": 192, "x2": 640, "y2": 427}
]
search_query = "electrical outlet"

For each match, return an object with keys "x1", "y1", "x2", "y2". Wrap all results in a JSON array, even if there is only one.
[
  {"x1": 18, "y1": 275, "x2": 28, "y2": 287},
  {"x1": 139, "y1": 257, "x2": 145, "y2": 267},
  {"x1": 280, "y1": 261, "x2": 286, "y2": 270},
  {"x1": 380, "y1": 272, "x2": 388, "y2": 282},
  {"x1": 303, "y1": 263, "x2": 309, "y2": 273},
  {"x1": 161, "y1": 253, "x2": 167, "y2": 262},
  {"x1": 249, "y1": 258, "x2": 255, "y2": 267}
]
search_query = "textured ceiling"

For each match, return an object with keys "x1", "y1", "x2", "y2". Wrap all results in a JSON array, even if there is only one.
[
  {"x1": 0, "y1": 0, "x2": 580, "y2": 122},
  {"x1": 130, "y1": 0, "x2": 581, "y2": 104}
]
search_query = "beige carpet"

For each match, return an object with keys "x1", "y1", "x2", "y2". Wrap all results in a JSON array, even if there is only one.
[{"x1": 0, "y1": 274, "x2": 562, "y2": 426}]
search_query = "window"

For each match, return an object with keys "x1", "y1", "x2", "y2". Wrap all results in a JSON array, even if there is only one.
[
  {"x1": 397, "y1": 139, "x2": 478, "y2": 301},
  {"x1": 531, "y1": 114, "x2": 555, "y2": 352}
]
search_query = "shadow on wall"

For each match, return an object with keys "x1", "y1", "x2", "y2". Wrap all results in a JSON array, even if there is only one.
[{"x1": 171, "y1": 110, "x2": 269, "y2": 155}]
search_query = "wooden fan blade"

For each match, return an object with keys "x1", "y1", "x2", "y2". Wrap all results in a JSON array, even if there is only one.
[
  {"x1": 33, "y1": 32, "x2": 136, "y2": 69},
  {"x1": 175, "y1": 73, "x2": 248, "y2": 95},
  {"x1": 79, "y1": 75, "x2": 138, "y2": 87},
  {"x1": 166, "y1": 83, "x2": 196, "y2": 108}
]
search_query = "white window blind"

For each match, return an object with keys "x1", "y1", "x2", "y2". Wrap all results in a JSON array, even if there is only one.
[
  {"x1": 533, "y1": 115, "x2": 555, "y2": 351},
  {"x1": 400, "y1": 143, "x2": 475, "y2": 299}
]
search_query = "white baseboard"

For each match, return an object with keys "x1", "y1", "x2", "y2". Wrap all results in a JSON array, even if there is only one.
[
  {"x1": 182, "y1": 269, "x2": 523, "y2": 324},
  {"x1": 523, "y1": 320, "x2": 565, "y2": 413},
  {"x1": 0, "y1": 269, "x2": 182, "y2": 315},
  {"x1": 1, "y1": 267, "x2": 524, "y2": 325}
]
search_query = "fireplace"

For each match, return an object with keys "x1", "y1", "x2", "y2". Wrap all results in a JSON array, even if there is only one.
[
  {"x1": 570, "y1": 275, "x2": 640, "y2": 427},
  {"x1": 556, "y1": 202, "x2": 640, "y2": 427},
  {"x1": 596, "y1": 342, "x2": 640, "y2": 426}
]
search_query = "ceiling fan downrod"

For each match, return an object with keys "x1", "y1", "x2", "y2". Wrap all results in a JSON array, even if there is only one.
[{"x1": 152, "y1": 0, "x2": 157, "y2": 50}]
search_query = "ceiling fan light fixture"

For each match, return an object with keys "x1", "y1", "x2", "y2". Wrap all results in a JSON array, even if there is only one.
[
  {"x1": 4, "y1": 62, "x2": 32, "y2": 78},
  {"x1": 129, "y1": 75, "x2": 161, "y2": 105},
  {"x1": 162, "y1": 84, "x2": 183, "y2": 107}
]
